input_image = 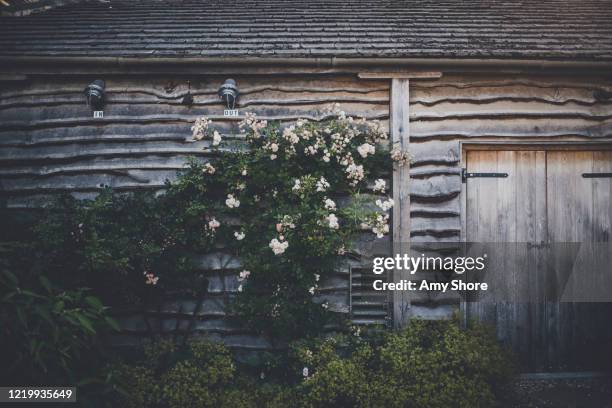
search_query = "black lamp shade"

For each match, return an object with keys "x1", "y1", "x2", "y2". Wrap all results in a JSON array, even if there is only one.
[
  {"x1": 218, "y1": 79, "x2": 239, "y2": 109},
  {"x1": 85, "y1": 79, "x2": 106, "y2": 110}
]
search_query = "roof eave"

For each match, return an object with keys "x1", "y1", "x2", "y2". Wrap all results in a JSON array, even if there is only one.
[{"x1": 2, "y1": 55, "x2": 612, "y2": 75}]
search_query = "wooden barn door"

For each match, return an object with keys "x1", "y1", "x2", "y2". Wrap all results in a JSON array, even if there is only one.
[{"x1": 464, "y1": 149, "x2": 612, "y2": 372}]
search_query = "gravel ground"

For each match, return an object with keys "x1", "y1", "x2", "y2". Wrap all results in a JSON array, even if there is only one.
[{"x1": 500, "y1": 377, "x2": 612, "y2": 408}]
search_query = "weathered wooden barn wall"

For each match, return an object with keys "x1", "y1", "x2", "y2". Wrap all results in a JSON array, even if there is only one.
[
  {"x1": 404, "y1": 72, "x2": 612, "y2": 319},
  {"x1": 2, "y1": 70, "x2": 612, "y2": 346},
  {"x1": 0, "y1": 73, "x2": 391, "y2": 348},
  {"x1": 409, "y1": 72, "x2": 612, "y2": 239},
  {"x1": 0, "y1": 74, "x2": 389, "y2": 203}
]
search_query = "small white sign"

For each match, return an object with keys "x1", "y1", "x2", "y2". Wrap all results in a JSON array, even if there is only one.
[
  {"x1": 224, "y1": 109, "x2": 239, "y2": 117},
  {"x1": 93, "y1": 111, "x2": 104, "y2": 118}
]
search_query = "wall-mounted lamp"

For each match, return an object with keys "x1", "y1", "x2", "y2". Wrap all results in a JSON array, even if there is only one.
[
  {"x1": 218, "y1": 79, "x2": 239, "y2": 109},
  {"x1": 85, "y1": 79, "x2": 106, "y2": 110}
]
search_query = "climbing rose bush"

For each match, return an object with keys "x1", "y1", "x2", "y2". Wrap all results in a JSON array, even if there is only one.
[
  {"x1": 175, "y1": 104, "x2": 402, "y2": 338},
  {"x1": 31, "y1": 105, "x2": 406, "y2": 339}
]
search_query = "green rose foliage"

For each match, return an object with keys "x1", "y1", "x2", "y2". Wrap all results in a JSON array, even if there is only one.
[
  {"x1": 33, "y1": 106, "x2": 394, "y2": 339},
  {"x1": 33, "y1": 189, "x2": 212, "y2": 306},
  {"x1": 188, "y1": 109, "x2": 393, "y2": 338},
  {"x1": 33, "y1": 105, "x2": 391, "y2": 339}
]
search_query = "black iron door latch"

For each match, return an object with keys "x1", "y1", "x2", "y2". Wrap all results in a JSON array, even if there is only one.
[
  {"x1": 462, "y1": 168, "x2": 509, "y2": 183},
  {"x1": 582, "y1": 173, "x2": 612, "y2": 178}
]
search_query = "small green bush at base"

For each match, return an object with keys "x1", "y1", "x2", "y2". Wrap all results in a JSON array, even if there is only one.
[
  {"x1": 112, "y1": 320, "x2": 514, "y2": 408},
  {"x1": 291, "y1": 320, "x2": 513, "y2": 408}
]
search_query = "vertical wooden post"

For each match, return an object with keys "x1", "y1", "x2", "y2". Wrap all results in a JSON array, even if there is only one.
[{"x1": 391, "y1": 78, "x2": 411, "y2": 328}]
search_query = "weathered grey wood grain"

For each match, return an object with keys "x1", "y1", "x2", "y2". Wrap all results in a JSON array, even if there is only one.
[
  {"x1": 391, "y1": 78, "x2": 411, "y2": 328},
  {"x1": 465, "y1": 149, "x2": 612, "y2": 371}
]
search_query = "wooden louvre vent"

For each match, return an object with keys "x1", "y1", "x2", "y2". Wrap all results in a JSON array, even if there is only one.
[{"x1": 349, "y1": 267, "x2": 391, "y2": 326}]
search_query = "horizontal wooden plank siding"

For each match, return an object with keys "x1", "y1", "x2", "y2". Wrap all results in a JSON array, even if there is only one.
[
  {"x1": 406, "y1": 72, "x2": 612, "y2": 319},
  {"x1": 3, "y1": 70, "x2": 612, "y2": 337},
  {"x1": 0, "y1": 73, "x2": 390, "y2": 347},
  {"x1": 0, "y1": 74, "x2": 388, "y2": 204}
]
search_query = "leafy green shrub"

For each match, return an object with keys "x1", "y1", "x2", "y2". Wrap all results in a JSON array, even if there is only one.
[
  {"x1": 111, "y1": 364, "x2": 161, "y2": 408},
  {"x1": 291, "y1": 320, "x2": 515, "y2": 408},
  {"x1": 112, "y1": 339, "x2": 255, "y2": 408},
  {"x1": 162, "y1": 341, "x2": 236, "y2": 408},
  {"x1": 0, "y1": 243, "x2": 119, "y2": 386},
  {"x1": 113, "y1": 321, "x2": 514, "y2": 408}
]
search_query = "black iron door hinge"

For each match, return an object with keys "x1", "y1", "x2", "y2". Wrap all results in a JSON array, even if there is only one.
[
  {"x1": 582, "y1": 173, "x2": 612, "y2": 178},
  {"x1": 462, "y1": 168, "x2": 509, "y2": 183}
]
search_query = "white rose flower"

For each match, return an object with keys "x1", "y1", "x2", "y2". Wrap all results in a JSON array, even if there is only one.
[
  {"x1": 208, "y1": 218, "x2": 220, "y2": 230},
  {"x1": 375, "y1": 197, "x2": 394, "y2": 212},
  {"x1": 305, "y1": 145, "x2": 317, "y2": 155},
  {"x1": 202, "y1": 163, "x2": 216, "y2": 174},
  {"x1": 271, "y1": 303, "x2": 280, "y2": 317},
  {"x1": 239, "y1": 112, "x2": 268, "y2": 138},
  {"x1": 283, "y1": 126, "x2": 300, "y2": 144},
  {"x1": 234, "y1": 231, "x2": 245, "y2": 240},
  {"x1": 345, "y1": 163, "x2": 365, "y2": 185},
  {"x1": 390, "y1": 145, "x2": 410, "y2": 167},
  {"x1": 238, "y1": 270, "x2": 251, "y2": 281},
  {"x1": 326, "y1": 213, "x2": 340, "y2": 229},
  {"x1": 308, "y1": 286, "x2": 316, "y2": 295},
  {"x1": 292, "y1": 179, "x2": 302, "y2": 192},
  {"x1": 357, "y1": 143, "x2": 375, "y2": 158},
  {"x1": 269, "y1": 238, "x2": 289, "y2": 255},
  {"x1": 373, "y1": 178, "x2": 386, "y2": 193},
  {"x1": 324, "y1": 198, "x2": 336, "y2": 211},
  {"x1": 372, "y1": 214, "x2": 390, "y2": 238},
  {"x1": 225, "y1": 194, "x2": 241, "y2": 208},
  {"x1": 212, "y1": 130, "x2": 222, "y2": 146},
  {"x1": 191, "y1": 116, "x2": 212, "y2": 140},
  {"x1": 316, "y1": 177, "x2": 330, "y2": 192},
  {"x1": 144, "y1": 272, "x2": 159, "y2": 285}
]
